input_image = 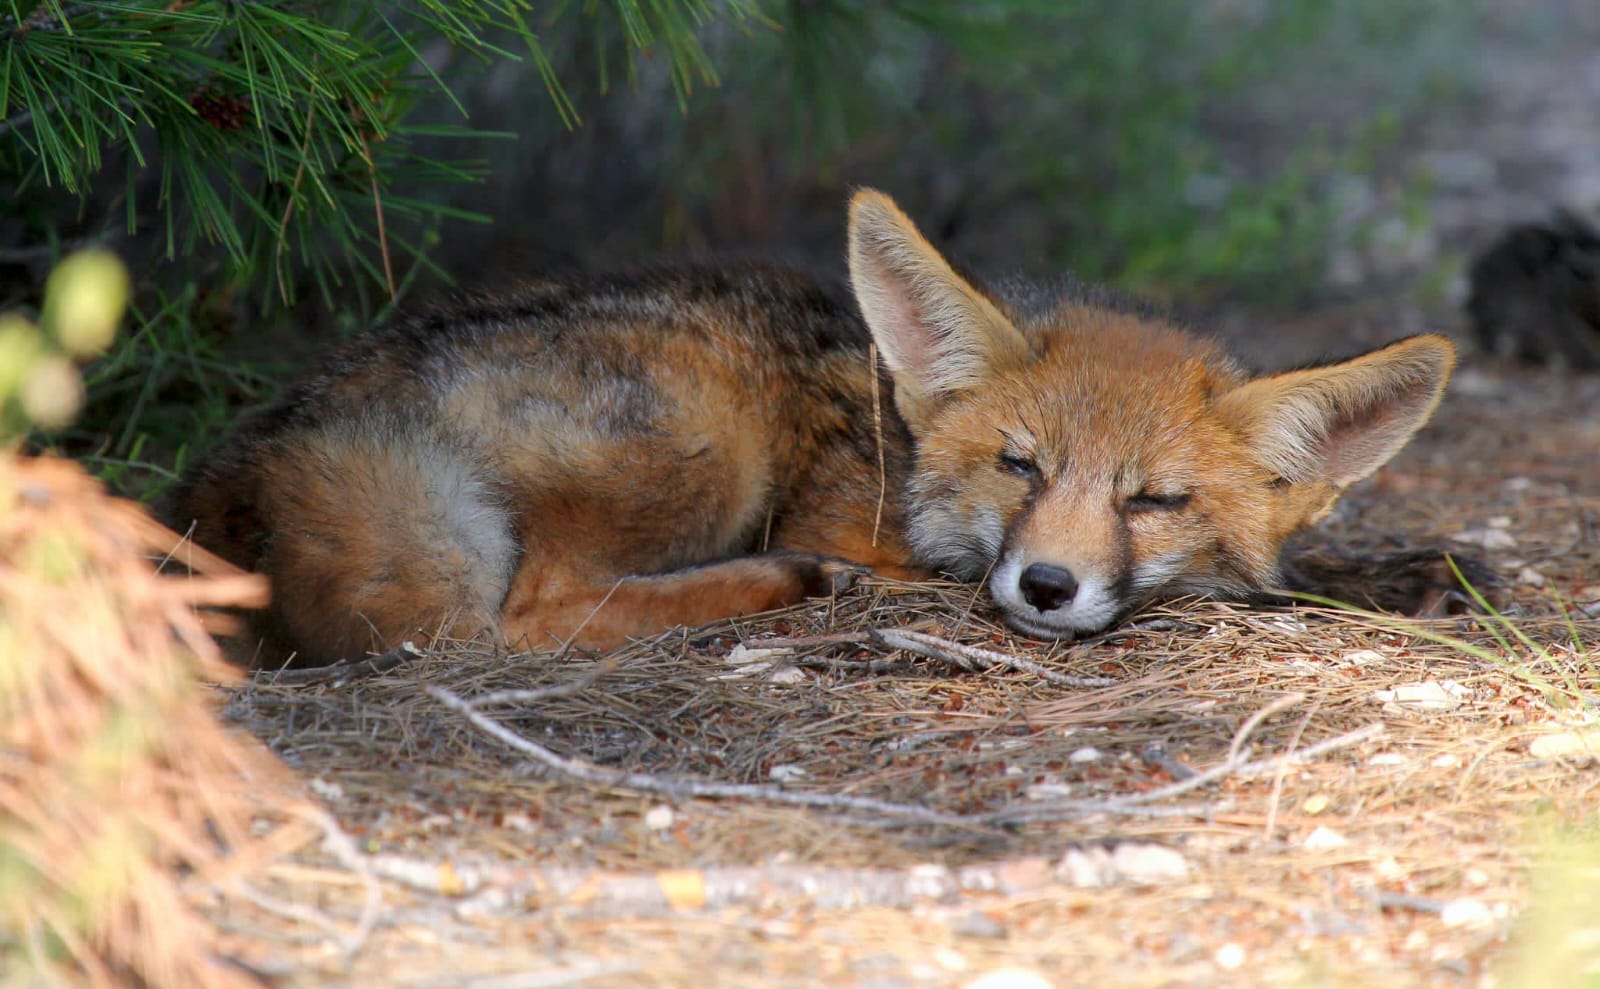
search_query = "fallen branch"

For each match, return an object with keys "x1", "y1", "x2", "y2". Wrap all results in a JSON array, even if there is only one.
[
  {"x1": 989, "y1": 722, "x2": 1386, "y2": 827},
  {"x1": 312, "y1": 830, "x2": 1191, "y2": 919},
  {"x1": 869, "y1": 628, "x2": 1120, "y2": 688},
  {"x1": 468, "y1": 661, "x2": 616, "y2": 707},
  {"x1": 428, "y1": 686, "x2": 973, "y2": 827},
  {"x1": 740, "y1": 627, "x2": 1120, "y2": 688},
  {"x1": 429, "y1": 683, "x2": 1381, "y2": 831},
  {"x1": 258, "y1": 641, "x2": 425, "y2": 686},
  {"x1": 303, "y1": 807, "x2": 384, "y2": 958}
]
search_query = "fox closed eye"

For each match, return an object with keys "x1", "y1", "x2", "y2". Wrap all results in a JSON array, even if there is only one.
[
  {"x1": 1126, "y1": 490, "x2": 1192, "y2": 512},
  {"x1": 997, "y1": 450, "x2": 1040, "y2": 478}
]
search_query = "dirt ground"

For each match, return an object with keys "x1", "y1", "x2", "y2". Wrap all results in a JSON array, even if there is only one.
[{"x1": 196, "y1": 323, "x2": 1600, "y2": 989}]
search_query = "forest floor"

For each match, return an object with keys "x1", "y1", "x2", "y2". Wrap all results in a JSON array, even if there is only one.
[{"x1": 201, "y1": 333, "x2": 1600, "y2": 989}]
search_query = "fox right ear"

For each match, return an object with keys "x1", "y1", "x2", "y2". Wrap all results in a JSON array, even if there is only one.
[
  {"x1": 848, "y1": 189, "x2": 1030, "y2": 432},
  {"x1": 1216, "y1": 334, "x2": 1456, "y2": 499}
]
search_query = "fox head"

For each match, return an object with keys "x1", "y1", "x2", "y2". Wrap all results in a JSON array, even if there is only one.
[{"x1": 847, "y1": 189, "x2": 1455, "y2": 637}]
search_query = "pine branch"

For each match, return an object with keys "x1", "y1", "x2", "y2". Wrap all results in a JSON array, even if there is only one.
[{"x1": 0, "y1": 0, "x2": 757, "y2": 306}]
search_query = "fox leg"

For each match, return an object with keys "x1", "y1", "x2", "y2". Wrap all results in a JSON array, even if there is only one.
[{"x1": 498, "y1": 552, "x2": 862, "y2": 651}]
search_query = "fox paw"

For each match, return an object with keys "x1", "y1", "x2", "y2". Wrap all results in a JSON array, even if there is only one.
[
  {"x1": 774, "y1": 552, "x2": 870, "y2": 599},
  {"x1": 1282, "y1": 546, "x2": 1505, "y2": 617}
]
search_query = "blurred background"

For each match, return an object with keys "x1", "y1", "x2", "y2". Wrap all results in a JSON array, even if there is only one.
[{"x1": 2, "y1": 0, "x2": 1597, "y2": 498}]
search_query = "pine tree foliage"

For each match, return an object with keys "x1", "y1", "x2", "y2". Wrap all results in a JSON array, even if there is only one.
[{"x1": 0, "y1": 1, "x2": 750, "y2": 302}]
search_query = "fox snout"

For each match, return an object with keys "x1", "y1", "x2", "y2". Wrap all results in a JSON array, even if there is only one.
[
  {"x1": 988, "y1": 552, "x2": 1136, "y2": 638},
  {"x1": 1018, "y1": 563, "x2": 1078, "y2": 611}
]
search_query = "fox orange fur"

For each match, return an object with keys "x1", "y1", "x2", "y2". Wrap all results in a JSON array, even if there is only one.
[{"x1": 167, "y1": 190, "x2": 1455, "y2": 665}]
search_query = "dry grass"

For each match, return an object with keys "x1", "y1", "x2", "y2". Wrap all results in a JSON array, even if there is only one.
[
  {"x1": 205, "y1": 361, "x2": 1600, "y2": 988},
  {"x1": 0, "y1": 455, "x2": 324, "y2": 988},
  {"x1": 215, "y1": 578, "x2": 1600, "y2": 987}
]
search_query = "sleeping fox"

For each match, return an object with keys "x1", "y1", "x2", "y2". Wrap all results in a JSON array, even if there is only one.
[{"x1": 167, "y1": 190, "x2": 1455, "y2": 665}]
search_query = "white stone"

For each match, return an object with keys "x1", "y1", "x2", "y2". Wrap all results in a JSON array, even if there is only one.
[
  {"x1": 1304, "y1": 826, "x2": 1350, "y2": 850},
  {"x1": 964, "y1": 969, "x2": 1054, "y2": 989},
  {"x1": 1214, "y1": 943, "x2": 1247, "y2": 970},
  {"x1": 1440, "y1": 898, "x2": 1495, "y2": 930},
  {"x1": 1450, "y1": 528, "x2": 1518, "y2": 550},
  {"x1": 1111, "y1": 842, "x2": 1191, "y2": 884}
]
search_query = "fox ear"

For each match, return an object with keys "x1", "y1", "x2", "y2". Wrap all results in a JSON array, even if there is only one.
[
  {"x1": 848, "y1": 189, "x2": 1030, "y2": 431},
  {"x1": 1216, "y1": 335, "x2": 1456, "y2": 492}
]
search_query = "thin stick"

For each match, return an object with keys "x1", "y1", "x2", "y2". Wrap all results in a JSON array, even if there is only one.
[
  {"x1": 737, "y1": 630, "x2": 872, "y2": 650},
  {"x1": 469, "y1": 662, "x2": 615, "y2": 707},
  {"x1": 364, "y1": 136, "x2": 397, "y2": 301},
  {"x1": 428, "y1": 686, "x2": 972, "y2": 826},
  {"x1": 431, "y1": 682, "x2": 1381, "y2": 829},
  {"x1": 310, "y1": 845, "x2": 1207, "y2": 924},
  {"x1": 220, "y1": 879, "x2": 351, "y2": 946},
  {"x1": 868, "y1": 343, "x2": 887, "y2": 547},
  {"x1": 1127, "y1": 720, "x2": 1379, "y2": 807},
  {"x1": 553, "y1": 578, "x2": 625, "y2": 653},
  {"x1": 276, "y1": 99, "x2": 317, "y2": 304},
  {"x1": 1227, "y1": 691, "x2": 1305, "y2": 766},
  {"x1": 257, "y1": 641, "x2": 424, "y2": 686},
  {"x1": 1264, "y1": 700, "x2": 1319, "y2": 838},
  {"x1": 987, "y1": 723, "x2": 1384, "y2": 827},
  {"x1": 870, "y1": 628, "x2": 1119, "y2": 688},
  {"x1": 739, "y1": 626, "x2": 1120, "y2": 687},
  {"x1": 263, "y1": 807, "x2": 383, "y2": 959}
]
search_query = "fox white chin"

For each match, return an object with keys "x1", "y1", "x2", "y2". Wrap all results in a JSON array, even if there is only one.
[{"x1": 997, "y1": 607, "x2": 1123, "y2": 639}]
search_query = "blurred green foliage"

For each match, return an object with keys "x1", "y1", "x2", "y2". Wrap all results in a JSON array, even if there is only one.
[
  {"x1": 1499, "y1": 819, "x2": 1600, "y2": 988},
  {"x1": 0, "y1": 251, "x2": 129, "y2": 442},
  {"x1": 674, "y1": 0, "x2": 1481, "y2": 299}
]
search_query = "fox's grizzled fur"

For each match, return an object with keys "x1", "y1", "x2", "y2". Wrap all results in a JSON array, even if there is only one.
[{"x1": 168, "y1": 190, "x2": 1455, "y2": 665}]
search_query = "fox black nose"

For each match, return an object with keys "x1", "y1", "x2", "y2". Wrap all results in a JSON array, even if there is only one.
[{"x1": 1019, "y1": 563, "x2": 1078, "y2": 612}]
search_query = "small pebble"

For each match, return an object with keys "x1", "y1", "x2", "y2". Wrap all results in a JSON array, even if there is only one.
[
  {"x1": 1529, "y1": 731, "x2": 1600, "y2": 759},
  {"x1": 1304, "y1": 826, "x2": 1349, "y2": 850},
  {"x1": 1111, "y1": 842, "x2": 1191, "y2": 884},
  {"x1": 1441, "y1": 898, "x2": 1494, "y2": 930},
  {"x1": 1214, "y1": 943, "x2": 1247, "y2": 970},
  {"x1": 1450, "y1": 527, "x2": 1517, "y2": 550},
  {"x1": 1340, "y1": 649, "x2": 1386, "y2": 665},
  {"x1": 964, "y1": 969, "x2": 1053, "y2": 989},
  {"x1": 951, "y1": 909, "x2": 1009, "y2": 940}
]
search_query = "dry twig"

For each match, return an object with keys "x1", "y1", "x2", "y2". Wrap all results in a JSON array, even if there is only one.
[
  {"x1": 427, "y1": 685, "x2": 974, "y2": 827},
  {"x1": 258, "y1": 641, "x2": 426, "y2": 685}
]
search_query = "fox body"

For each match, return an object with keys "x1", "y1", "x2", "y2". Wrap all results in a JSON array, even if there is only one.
[{"x1": 169, "y1": 191, "x2": 1455, "y2": 665}]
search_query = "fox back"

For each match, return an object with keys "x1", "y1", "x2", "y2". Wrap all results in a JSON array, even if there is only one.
[{"x1": 168, "y1": 190, "x2": 1454, "y2": 665}]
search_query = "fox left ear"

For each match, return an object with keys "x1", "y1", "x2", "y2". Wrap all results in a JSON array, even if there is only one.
[
  {"x1": 847, "y1": 189, "x2": 1030, "y2": 433},
  {"x1": 1216, "y1": 334, "x2": 1456, "y2": 493}
]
